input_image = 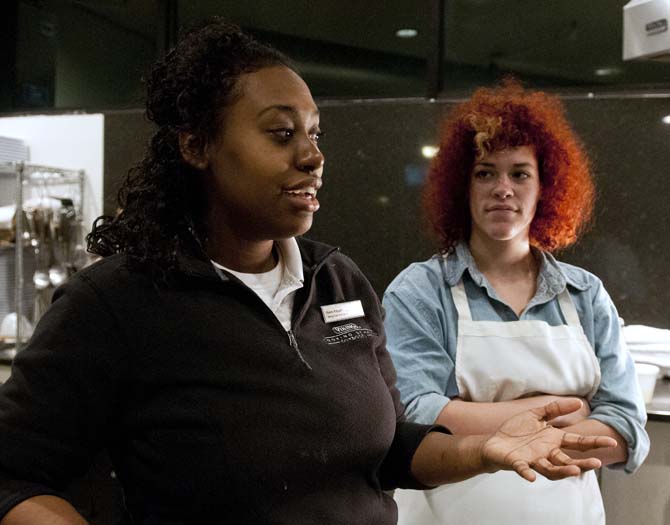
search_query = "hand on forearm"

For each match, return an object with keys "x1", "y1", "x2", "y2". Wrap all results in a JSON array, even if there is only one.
[
  {"x1": 437, "y1": 394, "x2": 567, "y2": 435},
  {"x1": 547, "y1": 397, "x2": 590, "y2": 427},
  {"x1": 480, "y1": 399, "x2": 615, "y2": 482},
  {"x1": 559, "y1": 419, "x2": 628, "y2": 466},
  {"x1": 412, "y1": 398, "x2": 617, "y2": 486},
  {"x1": 0, "y1": 495, "x2": 88, "y2": 525}
]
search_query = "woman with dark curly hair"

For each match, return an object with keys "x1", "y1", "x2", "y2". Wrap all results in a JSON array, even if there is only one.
[
  {"x1": 0, "y1": 24, "x2": 617, "y2": 525},
  {"x1": 384, "y1": 81, "x2": 649, "y2": 525}
]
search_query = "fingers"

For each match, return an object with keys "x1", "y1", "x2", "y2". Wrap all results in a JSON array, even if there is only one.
[
  {"x1": 511, "y1": 459, "x2": 536, "y2": 482},
  {"x1": 533, "y1": 398, "x2": 582, "y2": 421},
  {"x1": 547, "y1": 415, "x2": 567, "y2": 427},
  {"x1": 561, "y1": 433, "x2": 617, "y2": 451},
  {"x1": 533, "y1": 458, "x2": 581, "y2": 480},
  {"x1": 513, "y1": 448, "x2": 602, "y2": 482},
  {"x1": 547, "y1": 448, "x2": 574, "y2": 465},
  {"x1": 512, "y1": 456, "x2": 582, "y2": 482},
  {"x1": 545, "y1": 450, "x2": 602, "y2": 472},
  {"x1": 568, "y1": 457, "x2": 603, "y2": 471}
]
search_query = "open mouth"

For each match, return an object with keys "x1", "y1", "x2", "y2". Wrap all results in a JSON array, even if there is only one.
[
  {"x1": 282, "y1": 186, "x2": 320, "y2": 212},
  {"x1": 284, "y1": 188, "x2": 317, "y2": 200}
]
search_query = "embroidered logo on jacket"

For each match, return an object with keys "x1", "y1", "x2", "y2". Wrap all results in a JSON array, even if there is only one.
[{"x1": 324, "y1": 322, "x2": 376, "y2": 345}]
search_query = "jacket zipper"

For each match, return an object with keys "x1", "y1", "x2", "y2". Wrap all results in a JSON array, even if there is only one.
[
  {"x1": 212, "y1": 250, "x2": 338, "y2": 371},
  {"x1": 285, "y1": 254, "x2": 335, "y2": 371},
  {"x1": 287, "y1": 329, "x2": 312, "y2": 371}
]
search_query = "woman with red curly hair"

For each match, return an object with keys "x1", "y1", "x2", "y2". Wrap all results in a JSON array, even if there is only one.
[{"x1": 384, "y1": 81, "x2": 648, "y2": 525}]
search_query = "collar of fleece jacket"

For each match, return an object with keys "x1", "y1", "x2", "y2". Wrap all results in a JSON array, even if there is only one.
[{"x1": 175, "y1": 235, "x2": 339, "y2": 283}]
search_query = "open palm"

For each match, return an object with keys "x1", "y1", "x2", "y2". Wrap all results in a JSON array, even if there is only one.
[{"x1": 482, "y1": 398, "x2": 617, "y2": 482}]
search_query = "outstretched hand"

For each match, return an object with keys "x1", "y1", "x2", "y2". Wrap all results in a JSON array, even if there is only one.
[{"x1": 481, "y1": 398, "x2": 617, "y2": 482}]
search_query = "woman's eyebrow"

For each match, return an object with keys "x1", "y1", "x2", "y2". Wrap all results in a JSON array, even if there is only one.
[
  {"x1": 257, "y1": 105, "x2": 320, "y2": 118},
  {"x1": 474, "y1": 162, "x2": 535, "y2": 168}
]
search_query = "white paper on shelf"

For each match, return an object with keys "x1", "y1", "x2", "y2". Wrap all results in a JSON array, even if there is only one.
[
  {"x1": 623, "y1": 325, "x2": 670, "y2": 375},
  {"x1": 623, "y1": 324, "x2": 670, "y2": 345}
]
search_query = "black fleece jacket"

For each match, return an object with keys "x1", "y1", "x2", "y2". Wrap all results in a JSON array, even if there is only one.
[{"x1": 0, "y1": 237, "x2": 439, "y2": 524}]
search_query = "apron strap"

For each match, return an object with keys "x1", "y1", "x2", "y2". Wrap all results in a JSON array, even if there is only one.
[
  {"x1": 451, "y1": 279, "x2": 472, "y2": 321},
  {"x1": 557, "y1": 287, "x2": 581, "y2": 327}
]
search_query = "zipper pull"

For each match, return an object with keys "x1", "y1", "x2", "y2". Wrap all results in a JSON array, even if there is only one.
[
  {"x1": 287, "y1": 329, "x2": 299, "y2": 350},
  {"x1": 287, "y1": 329, "x2": 312, "y2": 371}
]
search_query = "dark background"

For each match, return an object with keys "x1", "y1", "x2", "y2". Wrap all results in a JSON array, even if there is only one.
[
  {"x1": 5, "y1": 2, "x2": 670, "y2": 523},
  {"x1": 5, "y1": 0, "x2": 670, "y2": 112},
  {"x1": 104, "y1": 93, "x2": 670, "y2": 328}
]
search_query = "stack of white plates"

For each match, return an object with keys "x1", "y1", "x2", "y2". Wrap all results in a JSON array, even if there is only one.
[
  {"x1": 0, "y1": 136, "x2": 29, "y2": 163},
  {"x1": 624, "y1": 324, "x2": 670, "y2": 376}
]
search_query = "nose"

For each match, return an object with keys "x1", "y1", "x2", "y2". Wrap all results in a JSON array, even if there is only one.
[
  {"x1": 296, "y1": 138, "x2": 325, "y2": 175},
  {"x1": 492, "y1": 174, "x2": 513, "y2": 199}
]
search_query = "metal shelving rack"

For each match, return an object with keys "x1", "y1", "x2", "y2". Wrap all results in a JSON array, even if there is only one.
[{"x1": 0, "y1": 162, "x2": 85, "y2": 351}]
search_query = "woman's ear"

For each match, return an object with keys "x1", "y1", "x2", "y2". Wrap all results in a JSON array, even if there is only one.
[{"x1": 179, "y1": 132, "x2": 209, "y2": 170}]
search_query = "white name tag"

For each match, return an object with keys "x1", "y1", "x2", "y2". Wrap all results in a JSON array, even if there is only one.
[{"x1": 321, "y1": 300, "x2": 365, "y2": 324}]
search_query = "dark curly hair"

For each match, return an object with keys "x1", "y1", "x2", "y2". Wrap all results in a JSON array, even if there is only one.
[
  {"x1": 87, "y1": 18, "x2": 294, "y2": 280},
  {"x1": 423, "y1": 79, "x2": 594, "y2": 253}
]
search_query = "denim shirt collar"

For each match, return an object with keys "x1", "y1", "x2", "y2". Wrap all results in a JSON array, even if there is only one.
[{"x1": 442, "y1": 242, "x2": 591, "y2": 306}]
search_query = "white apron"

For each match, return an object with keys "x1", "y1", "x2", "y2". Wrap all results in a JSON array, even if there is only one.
[{"x1": 396, "y1": 279, "x2": 605, "y2": 525}]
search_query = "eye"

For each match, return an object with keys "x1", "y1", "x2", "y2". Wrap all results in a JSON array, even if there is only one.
[
  {"x1": 512, "y1": 171, "x2": 531, "y2": 180},
  {"x1": 269, "y1": 128, "x2": 294, "y2": 142},
  {"x1": 310, "y1": 129, "x2": 325, "y2": 142},
  {"x1": 473, "y1": 169, "x2": 493, "y2": 179}
]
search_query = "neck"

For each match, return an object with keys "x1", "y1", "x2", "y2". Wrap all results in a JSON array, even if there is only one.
[
  {"x1": 206, "y1": 228, "x2": 277, "y2": 274},
  {"x1": 468, "y1": 233, "x2": 536, "y2": 280}
]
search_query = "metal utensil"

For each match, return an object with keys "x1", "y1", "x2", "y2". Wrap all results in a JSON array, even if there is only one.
[
  {"x1": 25, "y1": 207, "x2": 51, "y2": 290},
  {"x1": 48, "y1": 205, "x2": 72, "y2": 287},
  {"x1": 25, "y1": 207, "x2": 54, "y2": 321}
]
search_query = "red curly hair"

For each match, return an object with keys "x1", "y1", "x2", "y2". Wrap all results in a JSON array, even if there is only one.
[{"x1": 423, "y1": 79, "x2": 594, "y2": 253}]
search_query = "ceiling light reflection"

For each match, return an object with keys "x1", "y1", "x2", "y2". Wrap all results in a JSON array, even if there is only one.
[
  {"x1": 594, "y1": 67, "x2": 620, "y2": 77},
  {"x1": 421, "y1": 145, "x2": 439, "y2": 158},
  {"x1": 395, "y1": 28, "x2": 418, "y2": 39}
]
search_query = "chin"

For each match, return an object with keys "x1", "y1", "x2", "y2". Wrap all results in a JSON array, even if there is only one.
[
  {"x1": 484, "y1": 228, "x2": 516, "y2": 240},
  {"x1": 276, "y1": 218, "x2": 313, "y2": 239},
  {"x1": 478, "y1": 228, "x2": 527, "y2": 244}
]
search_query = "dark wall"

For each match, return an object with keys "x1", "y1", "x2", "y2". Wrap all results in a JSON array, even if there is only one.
[
  {"x1": 311, "y1": 100, "x2": 442, "y2": 293},
  {"x1": 558, "y1": 97, "x2": 670, "y2": 327},
  {"x1": 103, "y1": 95, "x2": 670, "y2": 328},
  {"x1": 103, "y1": 110, "x2": 154, "y2": 214}
]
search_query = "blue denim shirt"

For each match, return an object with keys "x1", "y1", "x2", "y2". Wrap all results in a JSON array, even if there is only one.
[{"x1": 383, "y1": 242, "x2": 649, "y2": 473}]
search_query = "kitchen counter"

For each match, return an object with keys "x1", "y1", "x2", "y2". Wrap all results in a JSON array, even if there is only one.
[
  {"x1": 601, "y1": 383, "x2": 670, "y2": 525},
  {"x1": 647, "y1": 376, "x2": 670, "y2": 421}
]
